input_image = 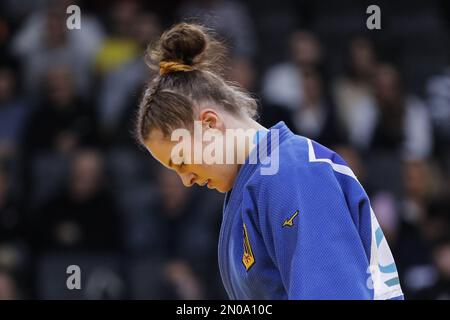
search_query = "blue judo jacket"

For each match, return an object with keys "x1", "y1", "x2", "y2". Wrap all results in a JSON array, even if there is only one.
[{"x1": 218, "y1": 121, "x2": 404, "y2": 300}]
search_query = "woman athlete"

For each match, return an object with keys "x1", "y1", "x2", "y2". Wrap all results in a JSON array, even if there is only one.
[{"x1": 135, "y1": 23, "x2": 404, "y2": 300}]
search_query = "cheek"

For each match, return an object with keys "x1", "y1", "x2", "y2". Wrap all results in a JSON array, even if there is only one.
[
  {"x1": 194, "y1": 164, "x2": 222, "y2": 181},
  {"x1": 213, "y1": 164, "x2": 238, "y2": 184},
  {"x1": 199, "y1": 164, "x2": 220, "y2": 179}
]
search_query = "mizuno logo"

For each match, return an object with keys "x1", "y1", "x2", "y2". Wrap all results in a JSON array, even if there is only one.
[{"x1": 283, "y1": 210, "x2": 299, "y2": 227}]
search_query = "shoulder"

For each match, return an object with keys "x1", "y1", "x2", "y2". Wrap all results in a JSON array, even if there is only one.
[{"x1": 245, "y1": 135, "x2": 350, "y2": 196}]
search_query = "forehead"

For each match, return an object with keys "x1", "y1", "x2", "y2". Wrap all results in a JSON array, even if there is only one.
[{"x1": 144, "y1": 130, "x2": 176, "y2": 168}]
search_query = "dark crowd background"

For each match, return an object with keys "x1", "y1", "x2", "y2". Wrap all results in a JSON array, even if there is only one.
[{"x1": 0, "y1": 0, "x2": 449, "y2": 300}]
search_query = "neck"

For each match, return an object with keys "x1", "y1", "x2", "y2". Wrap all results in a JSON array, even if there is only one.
[
  {"x1": 229, "y1": 117, "x2": 268, "y2": 169},
  {"x1": 225, "y1": 115, "x2": 267, "y2": 131}
]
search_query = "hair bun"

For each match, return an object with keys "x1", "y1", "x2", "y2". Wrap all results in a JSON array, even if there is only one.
[
  {"x1": 146, "y1": 23, "x2": 227, "y2": 76},
  {"x1": 160, "y1": 23, "x2": 207, "y2": 66}
]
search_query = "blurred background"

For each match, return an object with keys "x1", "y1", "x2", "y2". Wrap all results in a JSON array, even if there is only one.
[{"x1": 0, "y1": 0, "x2": 449, "y2": 299}]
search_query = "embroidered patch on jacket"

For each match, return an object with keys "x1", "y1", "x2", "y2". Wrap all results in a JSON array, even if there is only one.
[
  {"x1": 282, "y1": 210, "x2": 299, "y2": 227},
  {"x1": 242, "y1": 223, "x2": 255, "y2": 271}
]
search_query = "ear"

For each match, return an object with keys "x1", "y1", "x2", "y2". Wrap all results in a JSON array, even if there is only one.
[{"x1": 198, "y1": 109, "x2": 224, "y2": 131}]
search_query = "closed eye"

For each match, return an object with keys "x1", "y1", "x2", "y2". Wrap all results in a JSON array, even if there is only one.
[{"x1": 168, "y1": 158, "x2": 184, "y2": 170}]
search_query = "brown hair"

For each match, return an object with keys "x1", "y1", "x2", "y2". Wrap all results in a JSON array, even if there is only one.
[{"x1": 136, "y1": 23, "x2": 258, "y2": 144}]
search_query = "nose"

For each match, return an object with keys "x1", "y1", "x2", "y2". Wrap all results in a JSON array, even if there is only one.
[{"x1": 179, "y1": 172, "x2": 196, "y2": 187}]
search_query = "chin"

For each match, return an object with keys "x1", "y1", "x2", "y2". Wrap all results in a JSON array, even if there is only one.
[
  {"x1": 216, "y1": 182, "x2": 233, "y2": 193},
  {"x1": 215, "y1": 186, "x2": 227, "y2": 193}
]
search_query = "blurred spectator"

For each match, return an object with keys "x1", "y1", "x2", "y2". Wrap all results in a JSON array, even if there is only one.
[
  {"x1": 356, "y1": 64, "x2": 433, "y2": 159},
  {"x1": 333, "y1": 37, "x2": 377, "y2": 148},
  {"x1": 391, "y1": 160, "x2": 442, "y2": 297},
  {"x1": 177, "y1": 0, "x2": 256, "y2": 59},
  {"x1": 93, "y1": 0, "x2": 141, "y2": 75},
  {"x1": 0, "y1": 267, "x2": 18, "y2": 300},
  {"x1": 416, "y1": 238, "x2": 450, "y2": 299},
  {"x1": 20, "y1": 64, "x2": 96, "y2": 207},
  {"x1": 30, "y1": 149, "x2": 121, "y2": 252},
  {"x1": 0, "y1": 163, "x2": 28, "y2": 299},
  {"x1": 0, "y1": 13, "x2": 15, "y2": 59},
  {"x1": 0, "y1": 64, "x2": 28, "y2": 157},
  {"x1": 11, "y1": 0, "x2": 103, "y2": 98},
  {"x1": 97, "y1": 12, "x2": 160, "y2": 145},
  {"x1": 401, "y1": 160, "x2": 432, "y2": 224},
  {"x1": 262, "y1": 30, "x2": 323, "y2": 111},
  {"x1": 162, "y1": 260, "x2": 204, "y2": 299},
  {"x1": 0, "y1": 162, "x2": 23, "y2": 243},
  {"x1": 262, "y1": 68, "x2": 345, "y2": 148},
  {"x1": 426, "y1": 66, "x2": 450, "y2": 155},
  {"x1": 135, "y1": 168, "x2": 224, "y2": 299},
  {"x1": 22, "y1": 65, "x2": 98, "y2": 156}
]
